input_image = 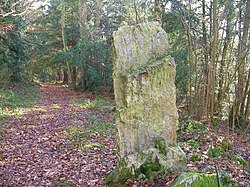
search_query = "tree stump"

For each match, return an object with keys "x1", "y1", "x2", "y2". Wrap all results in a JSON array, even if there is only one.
[{"x1": 106, "y1": 22, "x2": 186, "y2": 186}]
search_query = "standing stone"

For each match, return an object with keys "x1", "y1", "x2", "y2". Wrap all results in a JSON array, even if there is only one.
[{"x1": 106, "y1": 22, "x2": 186, "y2": 186}]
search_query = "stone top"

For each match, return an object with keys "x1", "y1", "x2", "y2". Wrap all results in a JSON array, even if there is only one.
[{"x1": 113, "y1": 22, "x2": 169, "y2": 74}]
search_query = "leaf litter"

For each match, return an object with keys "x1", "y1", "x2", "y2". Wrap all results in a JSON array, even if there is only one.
[
  {"x1": 0, "y1": 84, "x2": 117, "y2": 186},
  {"x1": 0, "y1": 84, "x2": 249, "y2": 186}
]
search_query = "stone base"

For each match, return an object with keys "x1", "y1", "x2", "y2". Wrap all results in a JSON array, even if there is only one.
[{"x1": 105, "y1": 141, "x2": 186, "y2": 186}]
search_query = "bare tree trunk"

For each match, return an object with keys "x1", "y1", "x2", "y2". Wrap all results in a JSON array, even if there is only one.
[
  {"x1": 79, "y1": 0, "x2": 88, "y2": 91},
  {"x1": 72, "y1": 66, "x2": 77, "y2": 90},
  {"x1": 217, "y1": 3, "x2": 233, "y2": 114},
  {"x1": 61, "y1": 0, "x2": 72, "y2": 85},
  {"x1": 244, "y1": 70, "x2": 250, "y2": 121},
  {"x1": 63, "y1": 69, "x2": 68, "y2": 84},
  {"x1": 95, "y1": 0, "x2": 101, "y2": 36},
  {"x1": 210, "y1": 0, "x2": 218, "y2": 123},
  {"x1": 238, "y1": 0, "x2": 250, "y2": 116},
  {"x1": 230, "y1": 0, "x2": 250, "y2": 127},
  {"x1": 242, "y1": 68, "x2": 250, "y2": 118}
]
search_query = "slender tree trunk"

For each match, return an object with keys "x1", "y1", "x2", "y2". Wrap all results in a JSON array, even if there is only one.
[
  {"x1": 79, "y1": 0, "x2": 88, "y2": 91},
  {"x1": 72, "y1": 66, "x2": 77, "y2": 90},
  {"x1": 210, "y1": 0, "x2": 218, "y2": 123},
  {"x1": 242, "y1": 68, "x2": 250, "y2": 118},
  {"x1": 244, "y1": 70, "x2": 250, "y2": 121},
  {"x1": 95, "y1": 0, "x2": 101, "y2": 36},
  {"x1": 61, "y1": 0, "x2": 72, "y2": 85},
  {"x1": 63, "y1": 69, "x2": 68, "y2": 84},
  {"x1": 238, "y1": 0, "x2": 250, "y2": 116},
  {"x1": 217, "y1": 3, "x2": 233, "y2": 114},
  {"x1": 230, "y1": 0, "x2": 250, "y2": 127},
  {"x1": 57, "y1": 68, "x2": 61, "y2": 81}
]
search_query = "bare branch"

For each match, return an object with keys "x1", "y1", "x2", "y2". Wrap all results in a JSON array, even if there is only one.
[{"x1": 0, "y1": 0, "x2": 38, "y2": 17}]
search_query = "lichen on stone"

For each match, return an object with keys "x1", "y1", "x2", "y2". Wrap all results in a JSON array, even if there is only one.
[
  {"x1": 173, "y1": 172, "x2": 218, "y2": 187},
  {"x1": 107, "y1": 22, "x2": 186, "y2": 186}
]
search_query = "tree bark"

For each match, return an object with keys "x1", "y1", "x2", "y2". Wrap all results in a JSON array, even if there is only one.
[
  {"x1": 63, "y1": 69, "x2": 68, "y2": 84},
  {"x1": 238, "y1": 0, "x2": 250, "y2": 116},
  {"x1": 95, "y1": 0, "x2": 101, "y2": 36},
  {"x1": 210, "y1": 0, "x2": 218, "y2": 123},
  {"x1": 60, "y1": 0, "x2": 72, "y2": 85},
  {"x1": 231, "y1": 0, "x2": 250, "y2": 127},
  {"x1": 79, "y1": 0, "x2": 88, "y2": 91},
  {"x1": 217, "y1": 2, "x2": 233, "y2": 114}
]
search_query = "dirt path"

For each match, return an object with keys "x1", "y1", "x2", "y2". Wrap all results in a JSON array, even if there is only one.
[{"x1": 0, "y1": 84, "x2": 117, "y2": 186}]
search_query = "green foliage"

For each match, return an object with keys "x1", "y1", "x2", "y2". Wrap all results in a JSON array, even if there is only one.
[
  {"x1": 233, "y1": 154, "x2": 249, "y2": 167},
  {"x1": 182, "y1": 120, "x2": 207, "y2": 133},
  {"x1": 71, "y1": 97, "x2": 112, "y2": 109},
  {"x1": 207, "y1": 146, "x2": 224, "y2": 159},
  {"x1": 65, "y1": 111, "x2": 115, "y2": 151},
  {"x1": 190, "y1": 153, "x2": 202, "y2": 162},
  {"x1": 212, "y1": 116, "x2": 220, "y2": 129},
  {"x1": 0, "y1": 1, "x2": 29, "y2": 83},
  {"x1": 221, "y1": 139, "x2": 232, "y2": 151},
  {"x1": 91, "y1": 123, "x2": 115, "y2": 136},
  {"x1": 173, "y1": 172, "x2": 218, "y2": 187},
  {"x1": 105, "y1": 159, "x2": 133, "y2": 186},
  {"x1": 137, "y1": 173, "x2": 146, "y2": 179},
  {"x1": 163, "y1": 12, "x2": 189, "y2": 96},
  {"x1": 219, "y1": 170, "x2": 232, "y2": 186},
  {"x1": 0, "y1": 84, "x2": 40, "y2": 121},
  {"x1": 187, "y1": 138, "x2": 200, "y2": 148},
  {"x1": 51, "y1": 104, "x2": 61, "y2": 109},
  {"x1": 0, "y1": 32, "x2": 28, "y2": 82},
  {"x1": 139, "y1": 161, "x2": 162, "y2": 180},
  {"x1": 71, "y1": 39, "x2": 112, "y2": 92},
  {"x1": 0, "y1": 84, "x2": 40, "y2": 143},
  {"x1": 0, "y1": 86, "x2": 39, "y2": 108}
]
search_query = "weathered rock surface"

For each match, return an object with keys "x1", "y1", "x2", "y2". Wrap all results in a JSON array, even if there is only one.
[
  {"x1": 106, "y1": 22, "x2": 186, "y2": 186},
  {"x1": 173, "y1": 172, "x2": 218, "y2": 187}
]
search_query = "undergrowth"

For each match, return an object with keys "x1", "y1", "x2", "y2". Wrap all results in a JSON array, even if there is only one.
[
  {"x1": 178, "y1": 119, "x2": 250, "y2": 186},
  {"x1": 0, "y1": 83, "x2": 40, "y2": 142}
]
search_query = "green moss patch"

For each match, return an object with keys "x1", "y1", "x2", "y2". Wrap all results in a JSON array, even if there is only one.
[
  {"x1": 105, "y1": 160, "x2": 133, "y2": 186},
  {"x1": 173, "y1": 172, "x2": 218, "y2": 187}
]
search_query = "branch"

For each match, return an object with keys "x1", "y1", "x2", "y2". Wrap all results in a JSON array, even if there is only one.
[{"x1": 0, "y1": 0, "x2": 37, "y2": 17}]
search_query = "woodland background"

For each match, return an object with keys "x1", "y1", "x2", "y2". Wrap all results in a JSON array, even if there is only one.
[
  {"x1": 0, "y1": 0, "x2": 250, "y2": 186},
  {"x1": 1, "y1": 0, "x2": 249, "y2": 129}
]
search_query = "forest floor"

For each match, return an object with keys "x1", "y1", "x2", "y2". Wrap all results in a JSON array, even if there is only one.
[
  {"x1": 0, "y1": 83, "x2": 249, "y2": 186},
  {"x1": 0, "y1": 83, "x2": 117, "y2": 186}
]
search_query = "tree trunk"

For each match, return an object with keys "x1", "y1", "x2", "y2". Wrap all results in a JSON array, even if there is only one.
[
  {"x1": 238, "y1": 0, "x2": 250, "y2": 116},
  {"x1": 217, "y1": 3, "x2": 233, "y2": 114},
  {"x1": 79, "y1": 0, "x2": 88, "y2": 91},
  {"x1": 243, "y1": 68, "x2": 250, "y2": 121},
  {"x1": 210, "y1": 0, "x2": 218, "y2": 123},
  {"x1": 72, "y1": 66, "x2": 77, "y2": 90},
  {"x1": 202, "y1": 0, "x2": 209, "y2": 119},
  {"x1": 61, "y1": 0, "x2": 72, "y2": 85},
  {"x1": 95, "y1": 0, "x2": 101, "y2": 36},
  {"x1": 230, "y1": 0, "x2": 250, "y2": 127},
  {"x1": 244, "y1": 71, "x2": 250, "y2": 122},
  {"x1": 63, "y1": 69, "x2": 68, "y2": 84}
]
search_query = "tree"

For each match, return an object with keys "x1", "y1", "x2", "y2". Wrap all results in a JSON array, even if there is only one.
[{"x1": 230, "y1": 0, "x2": 250, "y2": 128}]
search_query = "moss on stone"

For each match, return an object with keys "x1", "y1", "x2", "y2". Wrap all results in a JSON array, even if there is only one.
[
  {"x1": 154, "y1": 138, "x2": 168, "y2": 155},
  {"x1": 111, "y1": 22, "x2": 186, "y2": 185},
  {"x1": 105, "y1": 160, "x2": 133, "y2": 186},
  {"x1": 173, "y1": 172, "x2": 218, "y2": 187},
  {"x1": 139, "y1": 161, "x2": 162, "y2": 180}
]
